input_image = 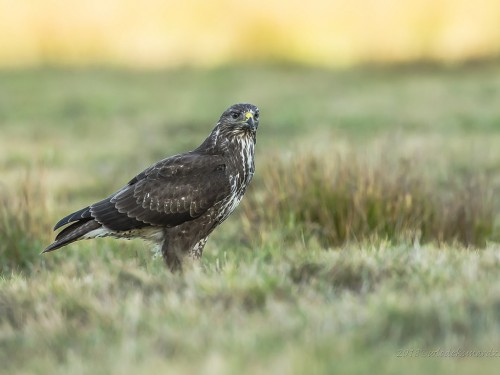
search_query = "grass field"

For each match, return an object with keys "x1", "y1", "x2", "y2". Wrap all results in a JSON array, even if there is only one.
[{"x1": 1, "y1": 64, "x2": 500, "y2": 374}]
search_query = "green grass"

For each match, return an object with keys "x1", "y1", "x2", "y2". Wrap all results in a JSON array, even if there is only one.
[{"x1": 1, "y1": 64, "x2": 500, "y2": 374}]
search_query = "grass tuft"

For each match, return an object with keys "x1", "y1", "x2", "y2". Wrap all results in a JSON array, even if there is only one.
[
  {"x1": 244, "y1": 152, "x2": 498, "y2": 248},
  {"x1": 0, "y1": 171, "x2": 50, "y2": 273}
]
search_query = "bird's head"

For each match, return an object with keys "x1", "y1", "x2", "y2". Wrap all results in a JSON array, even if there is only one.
[{"x1": 218, "y1": 103, "x2": 259, "y2": 136}]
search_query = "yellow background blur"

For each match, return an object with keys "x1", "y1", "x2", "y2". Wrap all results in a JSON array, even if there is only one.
[{"x1": 1, "y1": 0, "x2": 500, "y2": 68}]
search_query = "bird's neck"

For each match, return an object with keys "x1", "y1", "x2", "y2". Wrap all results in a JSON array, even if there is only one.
[{"x1": 199, "y1": 125, "x2": 256, "y2": 157}]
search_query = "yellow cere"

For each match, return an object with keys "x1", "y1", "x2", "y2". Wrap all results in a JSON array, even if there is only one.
[{"x1": 245, "y1": 112, "x2": 253, "y2": 120}]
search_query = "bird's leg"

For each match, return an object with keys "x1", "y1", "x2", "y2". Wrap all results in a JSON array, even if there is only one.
[
  {"x1": 167, "y1": 255, "x2": 182, "y2": 273},
  {"x1": 161, "y1": 238, "x2": 183, "y2": 273}
]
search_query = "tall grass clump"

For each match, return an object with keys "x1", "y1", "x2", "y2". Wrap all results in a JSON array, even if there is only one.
[
  {"x1": 244, "y1": 152, "x2": 498, "y2": 248},
  {"x1": 0, "y1": 172, "x2": 50, "y2": 272}
]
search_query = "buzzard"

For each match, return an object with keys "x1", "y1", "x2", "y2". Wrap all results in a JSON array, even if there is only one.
[{"x1": 44, "y1": 103, "x2": 259, "y2": 271}]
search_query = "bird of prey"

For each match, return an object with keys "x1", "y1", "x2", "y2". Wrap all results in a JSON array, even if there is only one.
[{"x1": 44, "y1": 103, "x2": 259, "y2": 271}]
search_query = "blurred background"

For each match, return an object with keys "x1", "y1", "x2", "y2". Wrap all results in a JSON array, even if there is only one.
[
  {"x1": 2, "y1": 1, "x2": 500, "y2": 374},
  {"x1": 1, "y1": 0, "x2": 500, "y2": 68}
]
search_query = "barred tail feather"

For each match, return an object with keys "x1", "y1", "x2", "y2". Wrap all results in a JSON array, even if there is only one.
[{"x1": 43, "y1": 219, "x2": 101, "y2": 253}]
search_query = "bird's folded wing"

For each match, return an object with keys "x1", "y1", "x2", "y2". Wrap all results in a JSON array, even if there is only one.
[{"x1": 89, "y1": 153, "x2": 231, "y2": 230}]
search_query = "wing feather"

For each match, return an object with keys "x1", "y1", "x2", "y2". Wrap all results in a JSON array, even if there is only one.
[{"x1": 90, "y1": 152, "x2": 230, "y2": 230}]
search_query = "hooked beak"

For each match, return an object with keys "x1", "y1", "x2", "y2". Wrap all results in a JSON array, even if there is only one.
[{"x1": 244, "y1": 111, "x2": 256, "y2": 128}]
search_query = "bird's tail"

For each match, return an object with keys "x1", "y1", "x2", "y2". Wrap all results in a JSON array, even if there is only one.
[{"x1": 43, "y1": 219, "x2": 101, "y2": 253}]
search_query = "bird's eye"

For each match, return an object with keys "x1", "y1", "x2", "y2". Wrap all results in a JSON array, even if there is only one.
[
  {"x1": 231, "y1": 112, "x2": 240, "y2": 119},
  {"x1": 254, "y1": 112, "x2": 259, "y2": 120}
]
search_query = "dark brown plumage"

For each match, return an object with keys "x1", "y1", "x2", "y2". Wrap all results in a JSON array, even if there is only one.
[{"x1": 44, "y1": 103, "x2": 259, "y2": 271}]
